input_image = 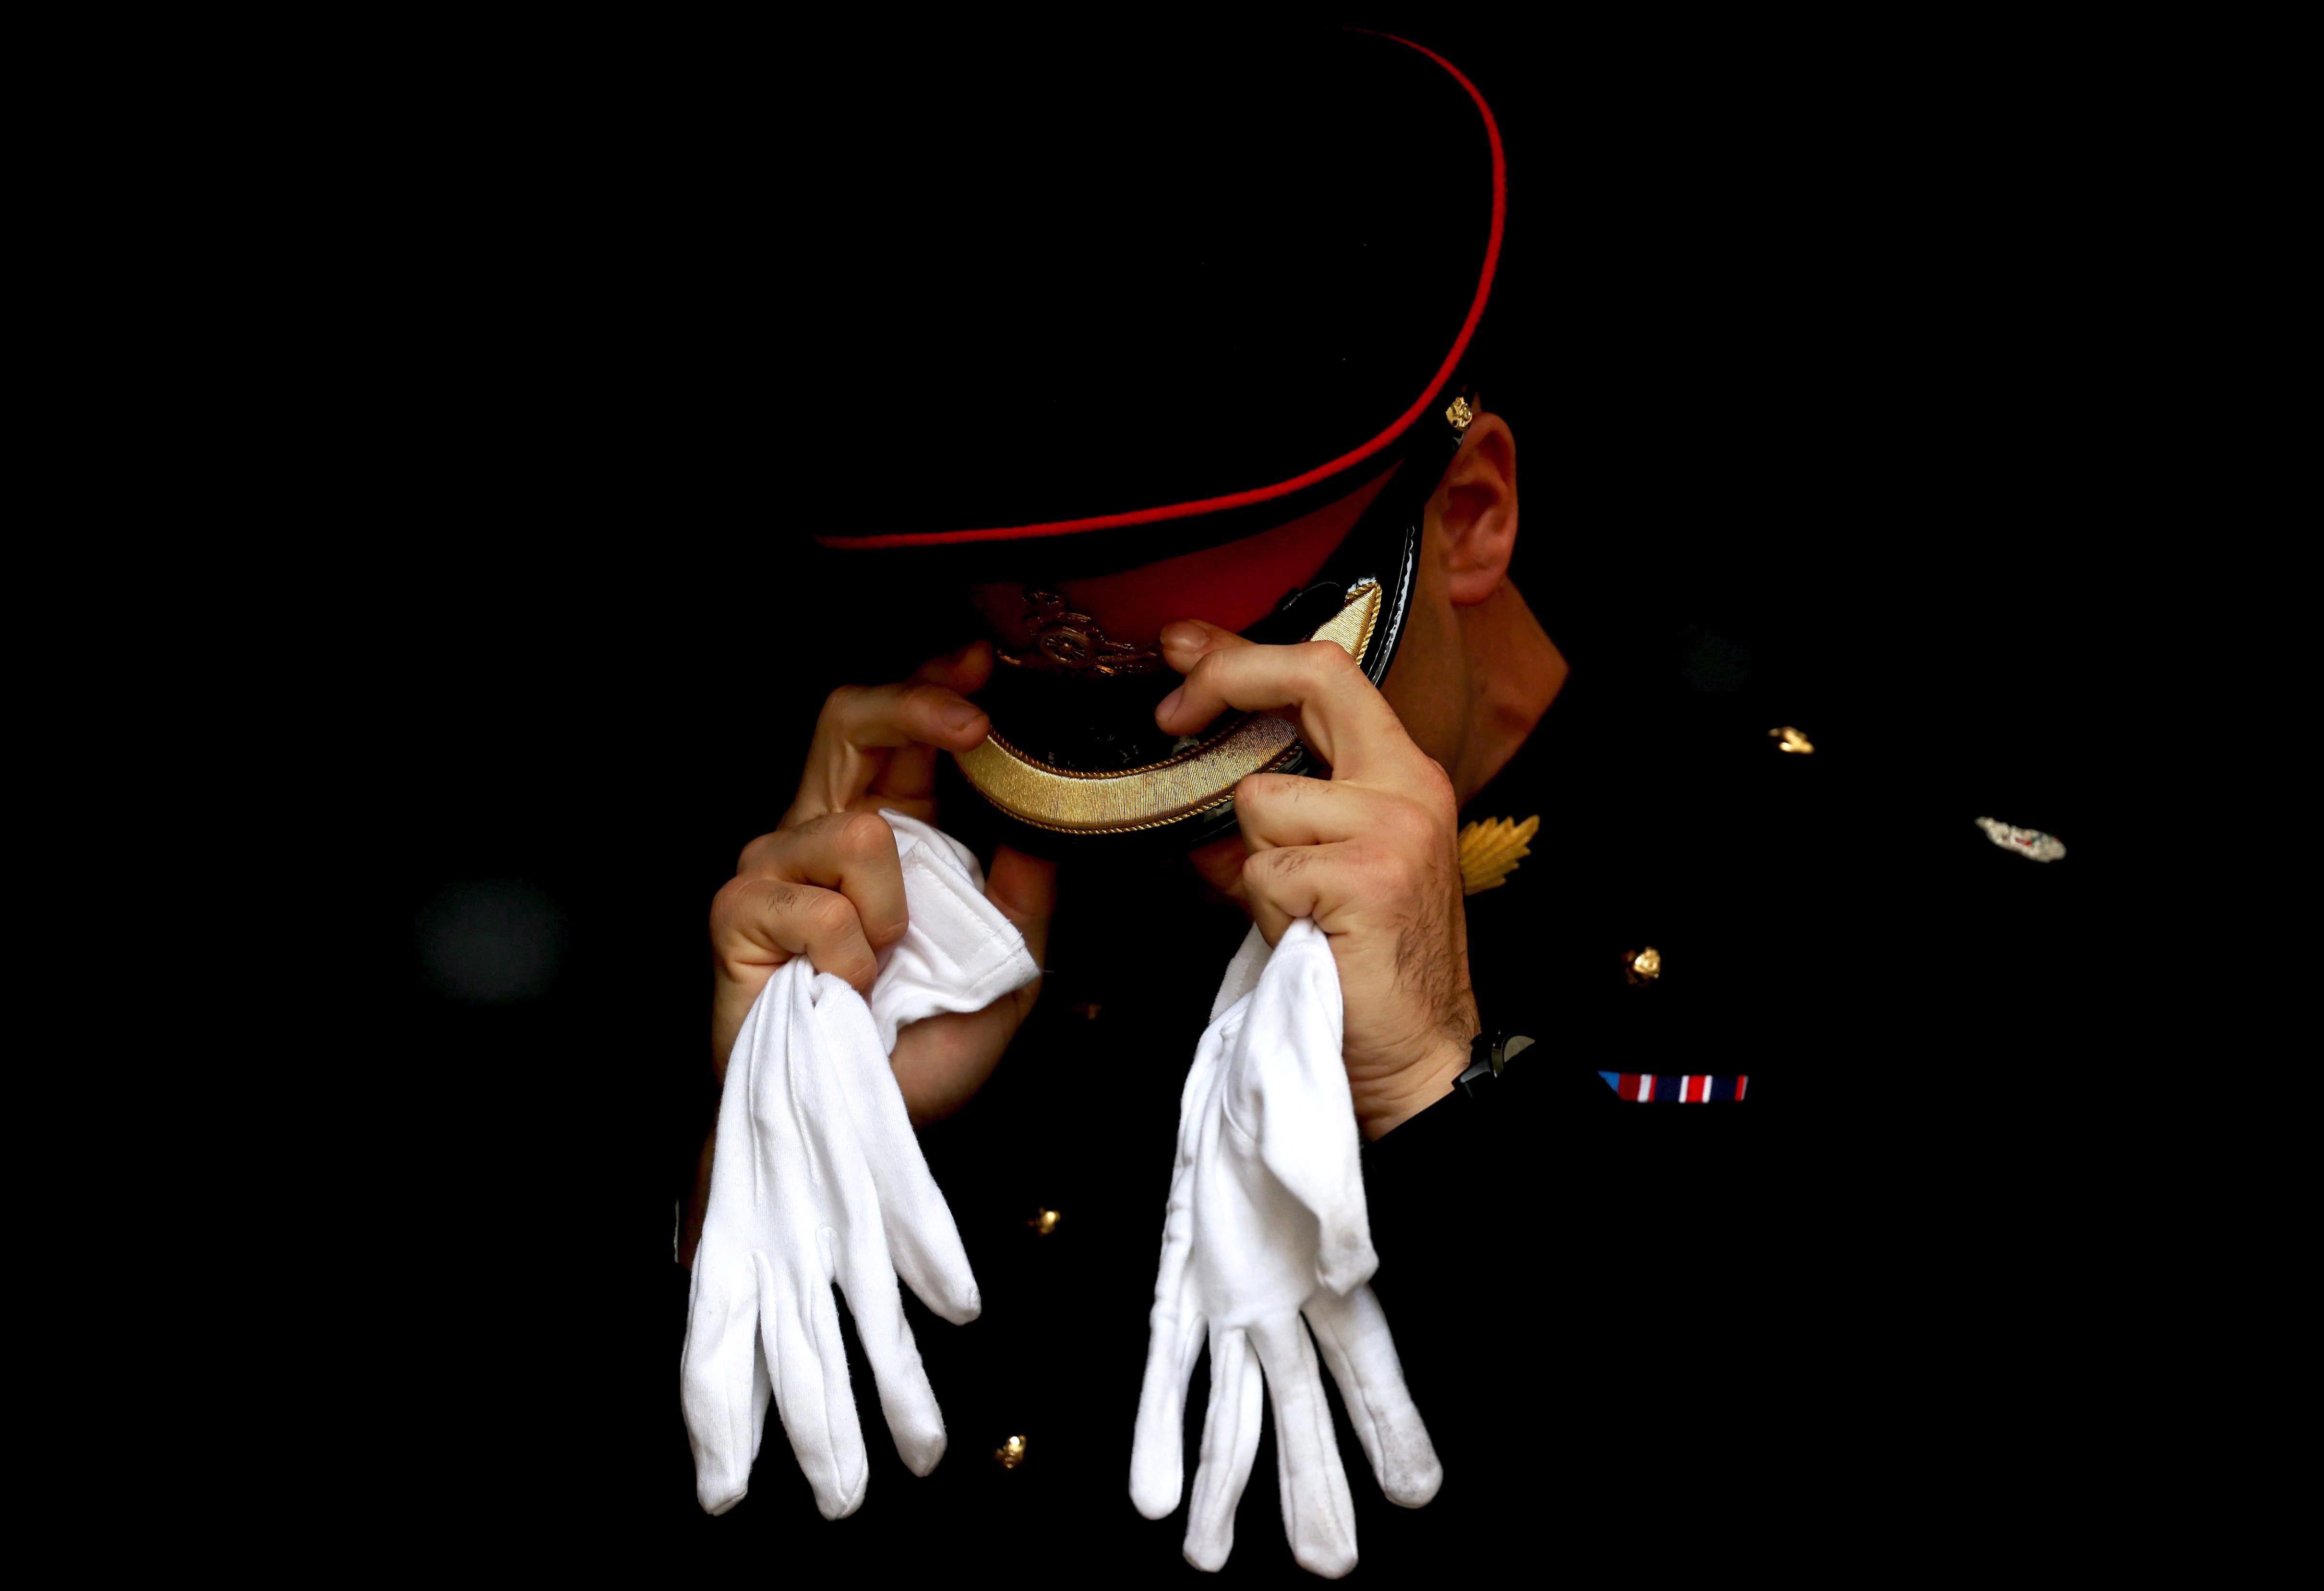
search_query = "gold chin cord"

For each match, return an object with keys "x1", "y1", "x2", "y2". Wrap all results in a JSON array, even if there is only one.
[{"x1": 954, "y1": 578, "x2": 1384, "y2": 836}]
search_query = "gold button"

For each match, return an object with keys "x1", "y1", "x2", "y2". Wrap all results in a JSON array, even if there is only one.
[
  {"x1": 1068, "y1": 1001, "x2": 1102, "y2": 1021},
  {"x1": 1623, "y1": 946, "x2": 1662, "y2": 986},
  {"x1": 994, "y1": 1435, "x2": 1028, "y2": 1469},
  {"x1": 1028, "y1": 1208, "x2": 1061, "y2": 1235},
  {"x1": 1769, "y1": 726, "x2": 1815, "y2": 754}
]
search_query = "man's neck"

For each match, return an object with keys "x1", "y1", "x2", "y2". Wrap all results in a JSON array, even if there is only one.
[
  {"x1": 1450, "y1": 577, "x2": 1567, "y2": 807},
  {"x1": 1181, "y1": 577, "x2": 1569, "y2": 904}
]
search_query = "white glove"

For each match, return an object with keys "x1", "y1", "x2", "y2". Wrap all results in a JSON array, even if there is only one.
[
  {"x1": 683, "y1": 812, "x2": 1038, "y2": 1518},
  {"x1": 1130, "y1": 920, "x2": 1441, "y2": 1577}
]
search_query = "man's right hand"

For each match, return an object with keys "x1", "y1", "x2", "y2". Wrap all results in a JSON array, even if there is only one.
[{"x1": 684, "y1": 639, "x2": 1056, "y2": 1266}]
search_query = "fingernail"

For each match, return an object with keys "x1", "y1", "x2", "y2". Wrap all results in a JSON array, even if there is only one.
[
  {"x1": 1157, "y1": 687, "x2": 1184, "y2": 720},
  {"x1": 1161, "y1": 620, "x2": 1206, "y2": 653},
  {"x1": 942, "y1": 699, "x2": 983, "y2": 731}
]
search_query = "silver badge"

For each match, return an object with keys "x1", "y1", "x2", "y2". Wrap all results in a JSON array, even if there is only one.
[{"x1": 1976, "y1": 816, "x2": 2066, "y2": 862}]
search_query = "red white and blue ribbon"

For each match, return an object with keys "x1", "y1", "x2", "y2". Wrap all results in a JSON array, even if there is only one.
[{"x1": 1595, "y1": 1073, "x2": 1747, "y2": 1102}]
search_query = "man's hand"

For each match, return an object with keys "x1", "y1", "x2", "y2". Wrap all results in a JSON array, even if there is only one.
[
  {"x1": 1158, "y1": 619, "x2": 1478, "y2": 1139},
  {"x1": 683, "y1": 640, "x2": 1056, "y2": 1265}
]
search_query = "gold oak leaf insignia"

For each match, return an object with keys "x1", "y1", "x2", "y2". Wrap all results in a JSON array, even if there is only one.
[{"x1": 1457, "y1": 815, "x2": 1540, "y2": 896}]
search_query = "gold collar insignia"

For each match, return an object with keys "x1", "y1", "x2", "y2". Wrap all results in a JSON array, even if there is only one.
[{"x1": 1458, "y1": 814, "x2": 1539, "y2": 896}]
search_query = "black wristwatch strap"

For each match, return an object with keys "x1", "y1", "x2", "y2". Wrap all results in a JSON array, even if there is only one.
[{"x1": 1452, "y1": 1030, "x2": 1535, "y2": 1100}]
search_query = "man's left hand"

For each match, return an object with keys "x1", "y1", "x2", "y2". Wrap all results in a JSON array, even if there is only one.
[{"x1": 1157, "y1": 619, "x2": 1478, "y2": 1139}]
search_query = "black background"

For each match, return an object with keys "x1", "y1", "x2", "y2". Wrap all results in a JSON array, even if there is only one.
[{"x1": 373, "y1": 14, "x2": 2123, "y2": 1535}]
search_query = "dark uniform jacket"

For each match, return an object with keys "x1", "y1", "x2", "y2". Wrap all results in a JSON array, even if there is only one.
[{"x1": 660, "y1": 644, "x2": 2085, "y2": 1579}]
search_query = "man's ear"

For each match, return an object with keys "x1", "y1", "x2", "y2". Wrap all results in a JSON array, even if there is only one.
[{"x1": 1426, "y1": 411, "x2": 1517, "y2": 606}]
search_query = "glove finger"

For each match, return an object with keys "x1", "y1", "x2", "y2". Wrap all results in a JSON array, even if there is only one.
[
  {"x1": 1242, "y1": 923, "x2": 1376, "y2": 1296},
  {"x1": 835, "y1": 1222, "x2": 948, "y2": 1477},
  {"x1": 871, "y1": 1133, "x2": 982, "y2": 1328},
  {"x1": 679, "y1": 1246, "x2": 769, "y2": 1517},
  {"x1": 823, "y1": 981, "x2": 984, "y2": 1324},
  {"x1": 764, "y1": 1258, "x2": 870, "y2": 1520},
  {"x1": 1249, "y1": 1313, "x2": 1360, "y2": 1579},
  {"x1": 1182, "y1": 1327, "x2": 1265, "y2": 1572},
  {"x1": 1130, "y1": 1072, "x2": 1212, "y2": 1522},
  {"x1": 1129, "y1": 1239, "x2": 1204, "y2": 1520},
  {"x1": 1305, "y1": 1284, "x2": 1442, "y2": 1508}
]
